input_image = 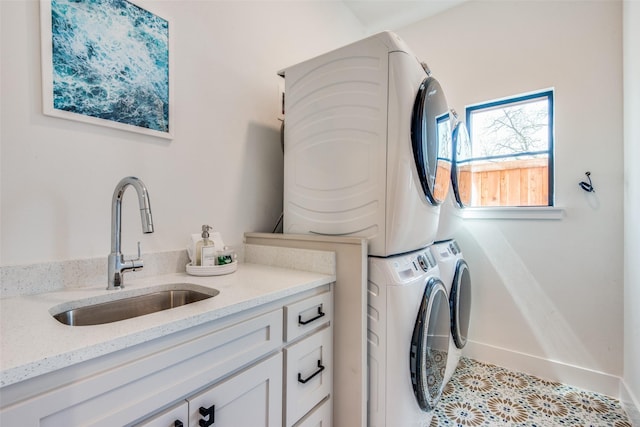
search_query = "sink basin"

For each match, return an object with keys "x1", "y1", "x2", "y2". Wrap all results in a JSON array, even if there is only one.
[{"x1": 52, "y1": 285, "x2": 219, "y2": 326}]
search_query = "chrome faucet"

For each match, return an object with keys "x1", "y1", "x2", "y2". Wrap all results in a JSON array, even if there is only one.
[{"x1": 107, "y1": 177, "x2": 154, "y2": 290}]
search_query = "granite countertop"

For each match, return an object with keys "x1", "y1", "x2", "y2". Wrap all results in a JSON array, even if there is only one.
[{"x1": 0, "y1": 262, "x2": 335, "y2": 388}]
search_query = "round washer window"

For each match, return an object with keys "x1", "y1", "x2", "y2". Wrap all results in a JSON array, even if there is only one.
[
  {"x1": 409, "y1": 277, "x2": 450, "y2": 412},
  {"x1": 451, "y1": 259, "x2": 471, "y2": 349}
]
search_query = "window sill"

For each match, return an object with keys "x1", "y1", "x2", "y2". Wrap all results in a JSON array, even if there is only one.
[{"x1": 458, "y1": 207, "x2": 565, "y2": 220}]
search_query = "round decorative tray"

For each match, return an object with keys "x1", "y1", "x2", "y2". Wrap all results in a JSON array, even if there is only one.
[{"x1": 186, "y1": 261, "x2": 238, "y2": 276}]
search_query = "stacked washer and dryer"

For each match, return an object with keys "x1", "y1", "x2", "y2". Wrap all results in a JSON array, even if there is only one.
[{"x1": 280, "y1": 31, "x2": 471, "y2": 426}]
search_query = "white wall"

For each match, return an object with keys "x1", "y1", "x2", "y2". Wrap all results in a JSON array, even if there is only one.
[
  {"x1": 623, "y1": 0, "x2": 640, "y2": 421},
  {"x1": 0, "y1": 1, "x2": 364, "y2": 266},
  {"x1": 398, "y1": 0, "x2": 624, "y2": 390}
]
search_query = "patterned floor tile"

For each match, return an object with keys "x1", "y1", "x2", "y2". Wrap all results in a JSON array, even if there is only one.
[{"x1": 430, "y1": 358, "x2": 632, "y2": 427}]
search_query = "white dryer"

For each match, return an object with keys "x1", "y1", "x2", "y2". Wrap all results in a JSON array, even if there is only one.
[
  {"x1": 434, "y1": 111, "x2": 472, "y2": 242},
  {"x1": 368, "y1": 247, "x2": 451, "y2": 426},
  {"x1": 281, "y1": 31, "x2": 451, "y2": 257},
  {"x1": 431, "y1": 239, "x2": 471, "y2": 386},
  {"x1": 450, "y1": 117, "x2": 472, "y2": 209}
]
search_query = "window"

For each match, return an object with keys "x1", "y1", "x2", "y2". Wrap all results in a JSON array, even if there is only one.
[{"x1": 462, "y1": 90, "x2": 554, "y2": 207}]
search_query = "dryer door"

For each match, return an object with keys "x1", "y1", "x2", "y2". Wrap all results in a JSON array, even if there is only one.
[
  {"x1": 411, "y1": 76, "x2": 451, "y2": 205},
  {"x1": 451, "y1": 259, "x2": 471, "y2": 349},
  {"x1": 409, "y1": 277, "x2": 450, "y2": 412},
  {"x1": 451, "y1": 120, "x2": 472, "y2": 208}
]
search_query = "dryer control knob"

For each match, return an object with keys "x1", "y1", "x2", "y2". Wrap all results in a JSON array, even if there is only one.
[{"x1": 417, "y1": 255, "x2": 429, "y2": 271}]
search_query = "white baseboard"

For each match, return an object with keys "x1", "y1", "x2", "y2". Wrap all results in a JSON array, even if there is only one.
[
  {"x1": 464, "y1": 340, "x2": 621, "y2": 398},
  {"x1": 621, "y1": 380, "x2": 640, "y2": 426}
]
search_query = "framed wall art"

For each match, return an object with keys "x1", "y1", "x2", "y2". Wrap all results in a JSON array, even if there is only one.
[{"x1": 40, "y1": 0, "x2": 173, "y2": 139}]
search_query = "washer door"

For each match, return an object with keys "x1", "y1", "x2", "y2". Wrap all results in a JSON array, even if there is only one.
[
  {"x1": 451, "y1": 259, "x2": 471, "y2": 349},
  {"x1": 451, "y1": 120, "x2": 472, "y2": 208},
  {"x1": 410, "y1": 277, "x2": 450, "y2": 412},
  {"x1": 411, "y1": 76, "x2": 451, "y2": 205}
]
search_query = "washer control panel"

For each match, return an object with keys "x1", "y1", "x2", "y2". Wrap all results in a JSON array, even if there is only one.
[
  {"x1": 391, "y1": 248, "x2": 437, "y2": 280},
  {"x1": 433, "y1": 239, "x2": 461, "y2": 261}
]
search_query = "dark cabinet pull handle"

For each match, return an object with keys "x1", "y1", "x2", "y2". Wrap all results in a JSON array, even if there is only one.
[
  {"x1": 199, "y1": 405, "x2": 215, "y2": 427},
  {"x1": 298, "y1": 306, "x2": 325, "y2": 326},
  {"x1": 174, "y1": 421, "x2": 183, "y2": 427},
  {"x1": 297, "y1": 360, "x2": 325, "y2": 384}
]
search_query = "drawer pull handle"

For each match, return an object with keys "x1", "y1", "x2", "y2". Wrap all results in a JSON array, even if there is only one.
[
  {"x1": 199, "y1": 405, "x2": 215, "y2": 426},
  {"x1": 174, "y1": 421, "x2": 184, "y2": 427},
  {"x1": 298, "y1": 360, "x2": 325, "y2": 384},
  {"x1": 298, "y1": 306, "x2": 325, "y2": 326}
]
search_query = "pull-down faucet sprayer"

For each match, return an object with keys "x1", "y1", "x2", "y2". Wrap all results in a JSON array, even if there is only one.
[{"x1": 107, "y1": 176, "x2": 154, "y2": 290}]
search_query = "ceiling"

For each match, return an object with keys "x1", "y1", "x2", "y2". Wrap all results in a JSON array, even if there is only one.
[{"x1": 342, "y1": 0, "x2": 467, "y2": 33}]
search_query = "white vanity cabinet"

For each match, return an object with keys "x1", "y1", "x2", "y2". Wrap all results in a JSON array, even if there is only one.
[{"x1": 0, "y1": 284, "x2": 333, "y2": 427}]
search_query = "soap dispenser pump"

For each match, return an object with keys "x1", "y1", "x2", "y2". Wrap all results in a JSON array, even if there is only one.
[{"x1": 195, "y1": 225, "x2": 216, "y2": 266}]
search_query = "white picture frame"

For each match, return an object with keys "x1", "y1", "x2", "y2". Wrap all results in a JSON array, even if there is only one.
[{"x1": 40, "y1": 0, "x2": 174, "y2": 139}]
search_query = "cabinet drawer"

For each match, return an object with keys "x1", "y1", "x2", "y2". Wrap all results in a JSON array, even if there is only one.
[
  {"x1": 188, "y1": 353, "x2": 283, "y2": 427},
  {"x1": 284, "y1": 327, "x2": 332, "y2": 427},
  {"x1": 294, "y1": 397, "x2": 332, "y2": 427},
  {"x1": 284, "y1": 291, "x2": 332, "y2": 342},
  {"x1": 134, "y1": 401, "x2": 187, "y2": 427}
]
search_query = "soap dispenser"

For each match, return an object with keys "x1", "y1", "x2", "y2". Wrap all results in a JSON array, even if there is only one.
[{"x1": 195, "y1": 225, "x2": 216, "y2": 266}]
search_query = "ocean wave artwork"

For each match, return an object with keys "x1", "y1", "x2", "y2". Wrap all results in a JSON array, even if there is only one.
[{"x1": 50, "y1": 0, "x2": 170, "y2": 133}]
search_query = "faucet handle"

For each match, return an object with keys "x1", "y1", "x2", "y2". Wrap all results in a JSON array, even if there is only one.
[
  {"x1": 129, "y1": 242, "x2": 144, "y2": 270},
  {"x1": 123, "y1": 241, "x2": 143, "y2": 263}
]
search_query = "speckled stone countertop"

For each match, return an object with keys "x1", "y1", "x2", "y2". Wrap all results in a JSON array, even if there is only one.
[{"x1": 0, "y1": 251, "x2": 335, "y2": 388}]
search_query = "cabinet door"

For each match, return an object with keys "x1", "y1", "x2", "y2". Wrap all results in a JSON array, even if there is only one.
[
  {"x1": 294, "y1": 398, "x2": 332, "y2": 427},
  {"x1": 284, "y1": 327, "x2": 332, "y2": 427},
  {"x1": 188, "y1": 353, "x2": 282, "y2": 427},
  {"x1": 134, "y1": 401, "x2": 188, "y2": 427}
]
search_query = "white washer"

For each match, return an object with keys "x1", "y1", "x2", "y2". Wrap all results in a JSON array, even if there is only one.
[
  {"x1": 368, "y1": 247, "x2": 451, "y2": 427},
  {"x1": 281, "y1": 31, "x2": 451, "y2": 257},
  {"x1": 431, "y1": 239, "x2": 471, "y2": 386}
]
